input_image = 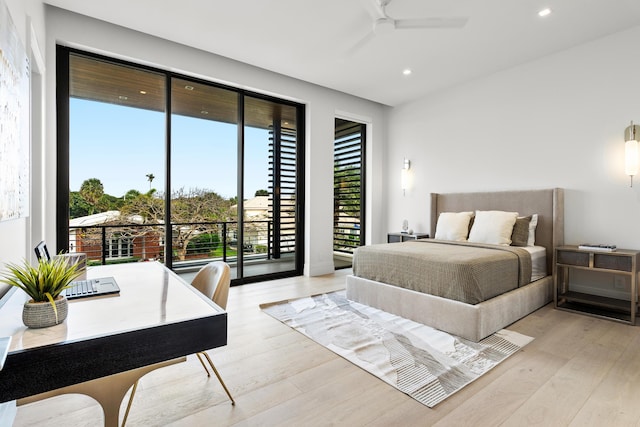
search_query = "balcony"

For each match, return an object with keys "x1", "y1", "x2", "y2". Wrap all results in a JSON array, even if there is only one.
[{"x1": 68, "y1": 220, "x2": 296, "y2": 280}]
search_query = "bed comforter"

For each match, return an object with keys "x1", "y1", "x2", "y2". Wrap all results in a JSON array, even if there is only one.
[{"x1": 352, "y1": 239, "x2": 532, "y2": 305}]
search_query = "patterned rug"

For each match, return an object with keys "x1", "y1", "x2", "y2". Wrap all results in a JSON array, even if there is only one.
[{"x1": 261, "y1": 291, "x2": 532, "y2": 407}]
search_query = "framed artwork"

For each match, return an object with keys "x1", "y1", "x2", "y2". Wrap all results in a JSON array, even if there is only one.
[{"x1": 0, "y1": 0, "x2": 30, "y2": 221}]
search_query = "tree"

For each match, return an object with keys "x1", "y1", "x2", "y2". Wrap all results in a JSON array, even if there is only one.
[
  {"x1": 146, "y1": 173, "x2": 155, "y2": 190},
  {"x1": 121, "y1": 187, "x2": 235, "y2": 261},
  {"x1": 334, "y1": 165, "x2": 361, "y2": 218},
  {"x1": 254, "y1": 189, "x2": 269, "y2": 196},
  {"x1": 124, "y1": 189, "x2": 141, "y2": 201},
  {"x1": 79, "y1": 178, "x2": 104, "y2": 215},
  {"x1": 169, "y1": 188, "x2": 235, "y2": 260},
  {"x1": 69, "y1": 191, "x2": 91, "y2": 218},
  {"x1": 120, "y1": 190, "x2": 164, "y2": 223},
  {"x1": 100, "y1": 193, "x2": 124, "y2": 211},
  {"x1": 112, "y1": 190, "x2": 165, "y2": 261}
]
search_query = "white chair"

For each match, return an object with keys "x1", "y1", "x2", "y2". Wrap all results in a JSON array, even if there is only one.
[
  {"x1": 190, "y1": 262, "x2": 235, "y2": 404},
  {"x1": 121, "y1": 262, "x2": 234, "y2": 426}
]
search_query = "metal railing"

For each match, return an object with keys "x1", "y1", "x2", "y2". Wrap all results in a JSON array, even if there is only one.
[{"x1": 68, "y1": 220, "x2": 278, "y2": 267}]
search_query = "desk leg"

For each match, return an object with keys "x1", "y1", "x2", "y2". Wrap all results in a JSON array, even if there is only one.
[{"x1": 18, "y1": 358, "x2": 185, "y2": 427}]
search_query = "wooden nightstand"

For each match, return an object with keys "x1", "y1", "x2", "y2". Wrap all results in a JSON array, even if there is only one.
[
  {"x1": 554, "y1": 245, "x2": 640, "y2": 325},
  {"x1": 387, "y1": 232, "x2": 429, "y2": 243}
]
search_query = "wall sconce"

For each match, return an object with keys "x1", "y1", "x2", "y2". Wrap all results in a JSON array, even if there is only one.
[
  {"x1": 401, "y1": 158, "x2": 410, "y2": 196},
  {"x1": 625, "y1": 121, "x2": 640, "y2": 187}
]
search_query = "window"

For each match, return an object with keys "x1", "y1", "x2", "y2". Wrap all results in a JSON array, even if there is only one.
[
  {"x1": 57, "y1": 47, "x2": 305, "y2": 283},
  {"x1": 334, "y1": 119, "x2": 366, "y2": 268},
  {"x1": 109, "y1": 235, "x2": 133, "y2": 259}
]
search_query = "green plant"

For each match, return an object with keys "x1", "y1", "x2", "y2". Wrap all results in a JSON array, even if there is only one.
[
  {"x1": 187, "y1": 233, "x2": 221, "y2": 254},
  {"x1": 1, "y1": 257, "x2": 82, "y2": 307}
]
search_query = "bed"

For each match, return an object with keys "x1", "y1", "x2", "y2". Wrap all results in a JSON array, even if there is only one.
[{"x1": 346, "y1": 188, "x2": 564, "y2": 342}]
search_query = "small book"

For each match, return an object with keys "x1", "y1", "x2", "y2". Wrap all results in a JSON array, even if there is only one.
[{"x1": 578, "y1": 244, "x2": 617, "y2": 252}]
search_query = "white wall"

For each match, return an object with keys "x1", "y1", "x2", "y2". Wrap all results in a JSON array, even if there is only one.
[
  {"x1": 387, "y1": 25, "x2": 640, "y2": 249},
  {"x1": 0, "y1": 0, "x2": 46, "y2": 265},
  {"x1": 44, "y1": 6, "x2": 389, "y2": 276}
]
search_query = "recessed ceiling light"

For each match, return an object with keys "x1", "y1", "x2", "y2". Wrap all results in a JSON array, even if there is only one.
[
  {"x1": 118, "y1": 95, "x2": 128, "y2": 100},
  {"x1": 402, "y1": 68, "x2": 412, "y2": 76},
  {"x1": 538, "y1": 8, "x2": 551, "y2": 17},
  {"x1": 185, "y1": 85, "x2": 194, "y2": 91},
  {"x1": 200, "y1": 110, "x2": 209, "y2": 115},
  {"x1": 139, "y1": 90, "x2": 147, "y2": 95}
]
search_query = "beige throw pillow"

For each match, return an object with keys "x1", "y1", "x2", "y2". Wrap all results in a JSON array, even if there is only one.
[
  {"x1": 434, "y1": 211, "x2": 474, "y2": 241},
  {"x1": 468, "y1": 210, "x2": 518, "y2": 246}
]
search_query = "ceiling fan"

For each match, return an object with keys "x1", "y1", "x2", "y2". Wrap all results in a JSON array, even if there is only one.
[{"x1": 349, "y1": 0, "x2": 469, "y2": 53}]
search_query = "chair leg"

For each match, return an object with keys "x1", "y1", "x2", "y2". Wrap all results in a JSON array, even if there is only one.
[
  {"x1": 202, "y1": 351, "x2": 235, "y2": 405},
  {"x1": 121, "y1": 380, "x2": 139, "y2": 427},
  {"x1": 195, "y1": 352, "x2": 211, "y2": 377}
]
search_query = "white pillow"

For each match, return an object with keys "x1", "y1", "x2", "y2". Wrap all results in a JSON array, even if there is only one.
[
  {"x1": 434, "y1": 211, "x2": 474, "y2": 241},
  {"x1": 468, "y1": 210, "x2": 518, "y2": 246},
  {"x1": 527, "y1": 214, "x2": 538, "y2": 246}
]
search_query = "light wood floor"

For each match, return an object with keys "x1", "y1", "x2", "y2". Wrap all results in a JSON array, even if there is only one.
[{"x1": 13, "y1": 269, "x2": 640, "y2": 426}]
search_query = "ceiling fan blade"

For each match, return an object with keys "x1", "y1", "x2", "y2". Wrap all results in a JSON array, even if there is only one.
[
  {"x1": 346, "y1": 30, "x2": 376, "y2": 55},
  {"x1": 394, "y1": 17, "x2": 468, "y2": 29}
]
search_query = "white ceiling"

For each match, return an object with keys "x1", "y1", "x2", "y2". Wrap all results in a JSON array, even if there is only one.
[{"x1": 44, "y1": 0, "x2": 640, "y2": 106}]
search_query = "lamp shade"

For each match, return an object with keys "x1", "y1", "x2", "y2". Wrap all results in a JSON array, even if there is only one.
[
  {"x1": 626, "y1": 139, "x2": 638, "y2": 176},
  {"x1": 401, "y1": 168, "x2": 409, "y2": 190}
]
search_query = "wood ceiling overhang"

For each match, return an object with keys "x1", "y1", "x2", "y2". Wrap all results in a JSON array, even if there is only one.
[{"x1": 69, "y1": 54, "x2": 297, "y2": 130}]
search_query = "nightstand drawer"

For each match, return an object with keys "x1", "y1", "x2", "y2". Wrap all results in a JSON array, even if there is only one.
[
  {"x1": 593, "y1": 254, "x2": 632, "y2": 272},
  {"x1": 557, "y1": 250, "x2": 589, "y2": 267}
]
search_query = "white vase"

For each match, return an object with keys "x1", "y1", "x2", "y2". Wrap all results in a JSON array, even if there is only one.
[{"x1": 22, "y1": 297, "x2": 68, "y2": 328}]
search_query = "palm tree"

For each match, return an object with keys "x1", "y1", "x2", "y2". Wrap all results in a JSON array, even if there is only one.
[
  {"x1": 79, "y1": 178, "x2": 104, "y2": 215},
  {"x1": 145, "y1": 173, "x2": 155, "y2": 190}
]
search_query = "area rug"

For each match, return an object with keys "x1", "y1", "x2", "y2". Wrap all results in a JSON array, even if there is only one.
[{"x1": 260, "y1": 291, "x2": 532, "y2": 408}]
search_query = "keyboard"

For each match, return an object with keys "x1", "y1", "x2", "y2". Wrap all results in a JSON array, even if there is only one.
[{"x1": 64, "y1": 277, "x2": 120, "y2": 300}]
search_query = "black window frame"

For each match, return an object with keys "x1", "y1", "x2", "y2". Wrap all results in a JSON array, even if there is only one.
[{"x1": 56, "y1": 45, "x2": 305, "y2": 284}]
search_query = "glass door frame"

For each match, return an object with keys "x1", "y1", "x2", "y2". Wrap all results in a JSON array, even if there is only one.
[{"x1": 56, "y1": 46, "x2": 305, "y2": 284}]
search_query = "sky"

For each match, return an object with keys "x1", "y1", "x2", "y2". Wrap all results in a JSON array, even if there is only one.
[{"x1": 69, "y1": 99, "x2": 270, "y2": 200}]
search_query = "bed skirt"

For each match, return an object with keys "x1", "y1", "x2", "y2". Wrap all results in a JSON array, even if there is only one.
[{"x1": 346, "y1": 274, "x2": 552, "y2": 342}]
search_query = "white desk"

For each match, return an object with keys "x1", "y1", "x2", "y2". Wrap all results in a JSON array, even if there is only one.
[{"x1": 0, "y1": 262, "x2": 227, "y2": 426}]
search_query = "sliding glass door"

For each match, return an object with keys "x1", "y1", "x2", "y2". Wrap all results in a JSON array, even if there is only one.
[
  {"x1": 170, "y1": 78, "x2": 239, "y2": 276},
  {"x1": 58, "y1": 47, "x2": 304, "y2": 284},
  {"x1": 243, "y1": 96, "x2": 302, "y2": 278},
  {"x1": 64, "y1": 53, "x2": 167, "y2": 265}
]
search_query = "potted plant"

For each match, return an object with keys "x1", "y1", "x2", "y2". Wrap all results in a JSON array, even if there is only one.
[{"x1": 1, "y1": 256, "x2": 82, "y2": 328}]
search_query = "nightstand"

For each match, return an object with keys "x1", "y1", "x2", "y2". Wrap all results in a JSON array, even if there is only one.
[
  {"x1": 387, "y1": 232, "x2": 429, "y2": 243},
  {"x1": 554, "y1": 245, "x2": 640, "y2": 325}
]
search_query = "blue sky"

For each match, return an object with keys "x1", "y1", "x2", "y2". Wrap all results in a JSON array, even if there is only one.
[{"x1": 69, "y1": 99, "x2": 270, "y2": 200}]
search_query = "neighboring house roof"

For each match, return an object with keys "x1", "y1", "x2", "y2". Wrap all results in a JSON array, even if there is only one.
[
  {"x1": 69, "y1": 211, "x2": 145, "y2": 227},
  {"x1": 232, "y1": 196, "x2": 270, "y2": 218},
  {"x1": 69, "y1": 210, "x2": 121, "y2": 227},
  {"x1": 244, "y1": 196, "x2": 269, "y2": 210}
]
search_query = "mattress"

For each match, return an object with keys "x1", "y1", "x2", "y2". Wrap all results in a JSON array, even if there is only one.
[
  {"x1": 523, "y1": 245, "x2": 547, "y2": 281},
  {"x1": 352, "y1": 239, "x2": 533, "y2": 305}
]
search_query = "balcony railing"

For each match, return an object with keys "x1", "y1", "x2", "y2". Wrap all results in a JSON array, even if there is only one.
[{"x1": 68, "y1": 220, "x2": 279, "y2": 268}]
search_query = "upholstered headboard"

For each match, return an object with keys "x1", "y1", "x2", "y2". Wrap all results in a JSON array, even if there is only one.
[{"x1": 430, "y1": 188, "x2": 564, "y2": 274}]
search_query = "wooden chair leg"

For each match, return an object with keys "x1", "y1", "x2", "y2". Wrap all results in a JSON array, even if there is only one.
[
  {"x1": 202, "y1": 351, "x2": 235, "y2": 405},
  {"x1": 120, "y1": 380, "x2": 139, "y2": 427}
]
